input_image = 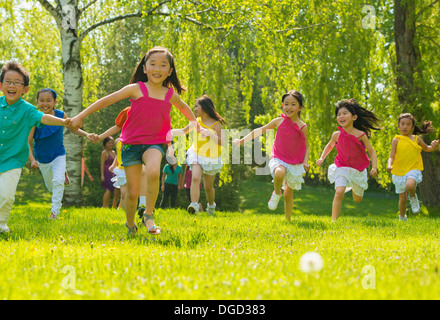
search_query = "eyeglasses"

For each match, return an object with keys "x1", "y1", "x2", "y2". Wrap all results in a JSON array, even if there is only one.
[{"x1": 3, "y1": 80, "x2": 25, "y2": 87}]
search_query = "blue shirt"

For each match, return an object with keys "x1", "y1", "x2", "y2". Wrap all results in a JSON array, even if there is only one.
[
  {"x1": 163, "y1": 164, "x2": 182, "y2": 185},
  {"x1": 0, "y1": 96, "x2": 44, "y2": 173},
  {"x1": 33, "y1": 109, "x2": 66, "y2": 163}
]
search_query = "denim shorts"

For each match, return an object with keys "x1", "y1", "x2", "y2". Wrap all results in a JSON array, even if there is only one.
[{"x1": 121, "y1": 144, "x2": 164, "y2": 167}]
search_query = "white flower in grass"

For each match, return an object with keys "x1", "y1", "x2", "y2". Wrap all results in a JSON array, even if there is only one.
[{"x1": 299, "y1": 252, "x2": 323, "y2": 273}]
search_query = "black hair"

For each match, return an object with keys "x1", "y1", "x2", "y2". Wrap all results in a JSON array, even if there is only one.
[
  {"x1": 195, "y1": 95, "x2": 226, "y2": 124},
  {"x1": 130, "y1": 46, "x2": 186, "y2": 95},
  {"x1": 335, "y1": 99, "x2": 381, "y2": 138},
  {"x1": 0, "y1": 60, "x2": 30, "y2": 86},
  {"x1": 398, "y1": 113, "x2": 434, "y2": 135},
  {"x1": 102, "y1": 136, "x2": 114, "y2": 147},
  {"x1": 37, "y1": 88, "x2": 57, "y2": 100}
]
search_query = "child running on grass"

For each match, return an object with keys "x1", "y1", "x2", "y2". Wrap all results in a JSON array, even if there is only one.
[
  {"x1": 316, "y1": 99, "x2": 380, "y2": 221},
  {"x1": 0, "y1": 61, "x2": 71, "y2": 233},
  {"x1": 70, "y1": 46, "x2": 205, "y2": 237},
  {"x1": 387, "y1": 113, "x2": 439, "y2": 220},
  {"x1": 28, "y1": 88, "x2": 93, "y2": 219},
  {"x1": 172, "y1": 95, "x2": 225, "y2": 215},
  {"x1": 233, "y1": 90, "x2": 309, "y2": 222}
]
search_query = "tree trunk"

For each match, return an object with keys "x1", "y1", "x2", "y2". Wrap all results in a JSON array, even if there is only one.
[
  {"x1": 59, "y1": 1, "x2": 83, "y2": 206},
  {"x1": 394, "y1": 0, "x2": 440, "y2": 215}
]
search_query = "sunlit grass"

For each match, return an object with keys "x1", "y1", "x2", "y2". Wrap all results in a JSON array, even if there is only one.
[{"x1": 1, "y1": 174, "x2": 439, "y2": 299}]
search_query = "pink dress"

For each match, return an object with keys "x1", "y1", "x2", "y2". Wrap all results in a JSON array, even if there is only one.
[
  {"x1": 272, "y1": 114, "x2": 306, "y2": 165},
  {"x1": 120, "y1": 81, "x2": 174, "y2": 145},
  {"x1": 335, "y1": 127, "x2": 369, "y2": 171}
]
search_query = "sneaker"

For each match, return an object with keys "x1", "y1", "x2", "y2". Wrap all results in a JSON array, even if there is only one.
[
  {"x1": 409, "y1": 195, "x2": 421, "y2": 214},
  {"x1": 64, "y1": 171, "x2": 70, "y2": 186},
  {"x1": 268, "y1": 191, "x2": 282, "y2": 211},
  {"x1": 398, "y1": 215, "x2": 407, "y2": 222},
  {"x1": 207, "y1": 202, "x2": 216, "y2": 215},
  {"x1": 187, "y1": 202, "x2": 199, "y2": 215},
  {"x1": 137, "y1": 204, "x2": 146, "y2": 219},
  {"x1": 0, "y1": 224, "x2": 9, "y2": 234},
  {"x1": 49, "y1": 212, "x2": 59, "y2": 220}
]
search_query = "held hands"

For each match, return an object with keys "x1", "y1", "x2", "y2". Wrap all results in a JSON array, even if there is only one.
[
  {"x1": 432, "y1": 139, "x2": 440, "y2": 150},
  {"x1": 386, "y1": 164, "x2": 393, "y2": 173},
  {"x1": 370, "y1": 167, "x2": 377, "y2": 178},
  {"x1": 86, "y1": 133, "x2": 100, "y2": 143},
  {"x1": 70, "y1": 116, "x2": 83, "y2": 131},
  {"x1": 232, "y1": 139, "x2": 243, "y2": 146},
  {"x1": 63, "y1": 118, "x2": 72, "y2": 127}
]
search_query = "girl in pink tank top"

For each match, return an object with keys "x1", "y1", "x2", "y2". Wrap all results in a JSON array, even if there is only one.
[
  {"x1": 71, "y1": 46, "x2": 203, "y2": 237},
  {"x1": 233, "y1": 90, "x2": 310, "y2": 222},
  {"x1": 316, "y1": 99, "x2": 380, "y2": 221}
]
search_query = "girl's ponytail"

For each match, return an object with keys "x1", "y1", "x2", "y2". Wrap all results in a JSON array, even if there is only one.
[
  {"x1": 398, "y1": 113, "x2": 434, "y2": 135},
  {"x1": 130, "y1": 55, "x2": 148, "y2": 84},
  {"x1": 196, "y1": 95, "x2": 226, "y2": 124}
]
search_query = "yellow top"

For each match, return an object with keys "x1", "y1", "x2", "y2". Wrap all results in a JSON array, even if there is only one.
[
  {"x1": 391, "y1": 135, "x2": 423, "y2": 175},
  {"x1": 192, "y1": 117, "x2": 221, "y2": 158},
  {"x1": 116, "y1": 140, "x2": 124, "y2": 169}
]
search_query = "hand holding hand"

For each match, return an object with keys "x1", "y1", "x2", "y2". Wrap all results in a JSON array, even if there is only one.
[
  {"x1": 232, "y1": 139, "x2": 242, "y2": 146},
  {"x1": 31, "y1": 160, "x2": 39, "y2": 169},
  {"x1": 70, "y1": 116, "x2": 83, "y2": 131}
]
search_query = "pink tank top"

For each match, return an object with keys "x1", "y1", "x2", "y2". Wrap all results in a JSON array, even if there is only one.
[
  {"x1": 271, "y1": 114, "x2": 306, "y2": 165},
  {"x1": 335, "y1": 127, "x2": 370, "y2": 171},
  {"x1": 120, "y1": 81, "x2": 174, "y2": 145}
]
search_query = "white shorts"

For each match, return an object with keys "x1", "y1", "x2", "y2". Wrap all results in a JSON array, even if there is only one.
[
  {"x1": 186, "y1": 146, "x2": 223, "y2": 176},
  {"x1": 328, "y1": 164, "x2": 368, "y2": 197},
  {"x1": 111, "y1": 167, "x2": 126, "y2": 188},
  {"x1": 268, "y1": 157, "x2": 305, "y2": 190},
  {"x1": 392, "y1": 169, "x2": 422, "y2": 194}
]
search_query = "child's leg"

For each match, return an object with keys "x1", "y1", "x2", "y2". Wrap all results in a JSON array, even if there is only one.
[
  {"x1": 352, "y1": 192, "x2": 363, "y2": 203},
  {"x1": 283, "y1": 185, "x2": 294, "y2": 222},
  {"x1": 203, "y1": 174, "x2": 216, "y2": 206},
  {"x1": 112, "y1": 188, "x2": 120, "y2": 209},
  {"x1": 50, "y1": 155, "x2": 66, "y2": 216},
  {"x1": 405, "y1": 178, "x2": 417, "y2": 197},
  {"x1": 332, "y1": 186, "x2": 346, "y2": 220},
  {"x1": 160, "y1": 184, "x2": 171, "y2": 208},
  {"x1": 124, "y1": 164, "x2": 142, "y2": 228},
  {"x1": 170, "y1": 184, "x2": 178, "y2": 208},
  {"x1": 102, "y1": 189, "x2": 111, "y2": 208},
  {"x1": 142, "y1": 148, "x2": 163, "y2": 229},
  {"x1": 119, "y1": 185, "x2": 127, "y2": 211},
  {"x1": 190, "y1": 164, "x2": 203, "y2": 203},
  {"x1": 0, "y1": 169, "x2": 22, "y2": 233},
  {"x1": 273, "y1": 165, "x2": 286, "y2": 195},
  {"x1": 140, "y1": 164, "x2": 147, "y2": 202},
  {"x1": 39, "y1": 162, "x2": 54, "y2": 193},
  {"x1": 398, "y1": 192, "x2": 407, "y2": 217}
]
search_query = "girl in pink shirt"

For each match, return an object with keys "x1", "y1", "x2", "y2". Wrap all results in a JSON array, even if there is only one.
[
  {"x1": 233, "y1": 90, "x2": 310, "y2": 222},
  {"x1": 71, "y1": 47, "x2": 203, "y2": 237},
  {"x1": 316, "y1": 99, "x2": 380, "y2": 221}
]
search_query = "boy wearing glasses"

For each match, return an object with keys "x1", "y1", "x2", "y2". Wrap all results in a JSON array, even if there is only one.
[{"x1": 0, "y1": 60, "x2": 71, "y2": 234}]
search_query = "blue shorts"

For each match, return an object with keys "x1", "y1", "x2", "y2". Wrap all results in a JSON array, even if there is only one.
[{"x1": 121, "y1": 144, "x2": 164, "y2": 167}]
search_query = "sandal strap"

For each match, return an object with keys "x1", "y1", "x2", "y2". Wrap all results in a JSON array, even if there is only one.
[{"x1": 125, "y1": 223, "x2": 138, "y2": 235}]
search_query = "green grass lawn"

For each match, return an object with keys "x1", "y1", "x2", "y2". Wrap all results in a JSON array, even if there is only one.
[{"x1": 1, "y1": 173, "x2": 440, "y2": 300}]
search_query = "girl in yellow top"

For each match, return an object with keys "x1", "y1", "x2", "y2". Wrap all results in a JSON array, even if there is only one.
[
  {"x1": 387, "y1": 113, "x2": 439, "y2": 219},
  {"x1": 172, "y1": 95, "x2": 225, "y2": 215}
]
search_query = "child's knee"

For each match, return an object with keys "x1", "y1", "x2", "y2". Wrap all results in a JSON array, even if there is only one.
[
  {"x1": 274, "y1": 166, "x2": 286, "y2": 179},
  {"x1": 353, "y1": 196, "x2": 363, "y2": 203}
]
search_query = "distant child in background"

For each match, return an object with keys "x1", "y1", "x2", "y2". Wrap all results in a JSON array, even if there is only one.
[
  {"x1": 160, "y1": 160, "x2": 182, "y2": 208},
  {"x1": 28, "y1": 88, "x2": 93, "y2": 219},
  {"x1": 109, "y1": 137, "x2": 127, "y2": 211},
  {"x1": 70, "y1": 46, "x2": 204, "y2": 236},
  {"x1": 172, "y1": 95, "x2": 225, "y2": 215},
  {"x1": 233, "y1": 90, "x2": 309, "y2": 222},
  {"x1": 181, "y1": 164, "x2": 203, "y2": 212},
  {"x1": 316, "y1": 99, "x2": 380, "y2": 221},
  {"x1": 100, "y1": 136, "x2": 120, "y2": 208},
  {"x1": 0, "y1": 61, "x2": 71, "y2": 233},
  {"x1": 387, "y1": 113, "x2": 439, "y2": 221}
]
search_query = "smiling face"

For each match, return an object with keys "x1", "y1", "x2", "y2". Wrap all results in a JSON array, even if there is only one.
[
  {"x1": 336, "y1": 107, "x2": 357, "y2": 128},
  {"x1": 143, "y1": 52, "x2": 173, "y2": 86},
  {"x1": 398, "y1": 117, "x2": 414, "y2": 136},
  {"x1": 282, "y1": 95, "x2": 302, "y2": 118},
  {"x1": 0, "y1": 70, "x2": 29, "y2": 105},
  {"x1": 37, "y1": 91, "x2": 57, "y2": 114}
]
